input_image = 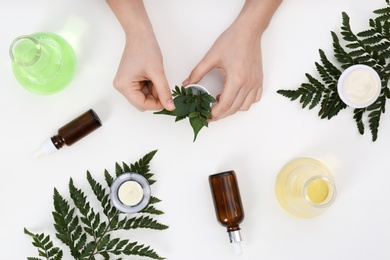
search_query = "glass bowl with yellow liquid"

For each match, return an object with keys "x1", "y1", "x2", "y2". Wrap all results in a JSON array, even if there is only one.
[{"x1": 275, "y1": 157, "x2": 336, "y2": 218}]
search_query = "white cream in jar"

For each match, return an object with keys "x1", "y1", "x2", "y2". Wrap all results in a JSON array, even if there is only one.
[
  {"x1": 110, "y1": 172, "x2": 151, "y2": 214},
  {"x1": 337, "y1": 65, "x2": 381, "y2": 108},
  {"x1": 118, "y1": 181, "x2": 144, "y2": 206}
]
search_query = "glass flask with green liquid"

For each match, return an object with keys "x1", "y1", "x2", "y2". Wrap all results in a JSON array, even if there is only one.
[{"x1": 9, "y1": 32, "x2": 77, "y2": 95}]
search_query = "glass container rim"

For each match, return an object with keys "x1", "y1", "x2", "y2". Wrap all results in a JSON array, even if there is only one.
[
  {"x1": 9, "y1": 35, "x2": 42, "y2": 66},
  {"x1": 303, "y1": 175, "x2": 336, "y2": 208},
  {"x1": 110, "y1": 172, "x2": 151, "y2": 214}
]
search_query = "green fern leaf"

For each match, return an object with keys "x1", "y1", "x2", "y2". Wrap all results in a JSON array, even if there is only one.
[
  {"x1": 25, "y1": 228, "x2": 63, "y2": 260},
  {"x1": 25, "y1": 151, "x2": 168, "y2": 260},
  {"x1": 115, "y1": 162, "x2": 124, "y2": 176},
  {"x1": 278, "y1": 1, "x2": 390, "y2": 141},
  {"x1": 374, "y1": 5, "x2": 390, "y2": 22},
  {"x1": 141, "y1": 205, "x2": 165, "y2": 215},
  {"x1": 368, "y1": 109, "x2": 381, "y2": 141},
  {"x1": 353, "y1": 108, "x2": 365, "y2": 135},
  {"x1": 122, "y1": 243, "x2": 165, "y2": 260},
  {"x1": 123, "y1": 215, "x2": 168, "y2": 230},
  {"x1": 104, "y1": 169, "x2": 114, "y2": 187}
]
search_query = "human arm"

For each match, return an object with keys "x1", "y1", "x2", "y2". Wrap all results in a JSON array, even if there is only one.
[
  {"x1": 182, "y1": 0, "x2": 282, "y2": 120},
  {"x1": 106, "y1": 0, "x2": 175, "y2": 111}
]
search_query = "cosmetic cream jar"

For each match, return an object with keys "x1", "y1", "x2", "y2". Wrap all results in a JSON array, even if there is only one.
[
  {"x1": 337, "y1": 64, "x2": 381, "y2": 108},
  {"x1": 110, "y1": 172, "x2": 151, "y2": 214}
]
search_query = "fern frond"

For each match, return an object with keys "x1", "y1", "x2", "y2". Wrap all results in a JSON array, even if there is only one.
[
  {"x1": 340, "y1": 12, "x2": 358, "y2": 42},
  {"x1": 276, "y1": 89, "x2": 301, "y2": 101},
  {"x1": 122, "y1": 243, "x2": 165, "y2": 260},
  {"x1": 115, "y1": 162, "x2": 124, "y2": 176},
  {"x1": 123, "y1": 215, "x2": 168, "y2": 230},
  {"x1": 149, "y1": 196, "x2": 162, "y2": 204},
  {"x1": 319, "y1": 91, "x2": 346, "y2": 119},
  {"x1": 26, "y1": 151, "x2": 167, "y2": 260},
  {"x1": 353, "y1": 108, "x2": 365, "y2": 135},
  {"x1": 52, "y1": 188, "x2": 82, "y2": 259},
  {"x1": 368, "y1": 109, "x2": 381, "y2": 141},
  {"x1": 315, "y1": 62, "x2": 333, "y2": 84},
  {"x1": 87, "y1": 171, "x2": 118, "y2": 222},
  {"x1": 278, "y1": 2, "x2": 390, "y2": 141},
  {"x1": 129, "y1": 150, "x2": 158, "y2": 184},
  {"x1": 374, "y1": 5, "x2": 390, "y2": 22},
  {"x1": 25, "y1": 229, "x2": 63, "y2": 260},
  {"x1": 141, "y1": 205, "x2": 165, "y2": 215},
  {"x1": 320, "y1": 45, "x2": 344, "y2": 76}
]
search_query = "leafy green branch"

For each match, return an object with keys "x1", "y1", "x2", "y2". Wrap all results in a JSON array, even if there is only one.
[
  {"x1": 277, "y1": 0, "x2": 390, "y2": 141},
  {"x1": 25, "y1": 150, "x2": 168, "y2": 260},
  {"x1": 154, "y1": 85, "x2": 216, "y2": 142}
]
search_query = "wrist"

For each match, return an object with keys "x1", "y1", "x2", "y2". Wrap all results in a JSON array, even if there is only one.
[
  {"x1": 234, "y1": 0, "x2": 282, "y2": 35},
  {"x1": 107, "y1": 0, "x2": 153, "y2": 36}
]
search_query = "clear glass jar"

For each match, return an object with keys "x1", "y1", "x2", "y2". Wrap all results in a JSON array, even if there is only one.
[
  {"x1": 9, "y1": 32, "x2": 76, "y2": 94},
  {"x1": 110, "y1": 172, "x2": 151, "y2": 214},
  {"x1": 275, "y1": 157, "x2": 337, "y2": 218}
]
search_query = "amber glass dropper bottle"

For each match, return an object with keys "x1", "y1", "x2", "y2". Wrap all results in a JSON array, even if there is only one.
[
  {"x1": 34, "y1": 109, "x2": 102, "y2": 158},
  {"x1": 209, "y1": 170, "x2": 245, "y2": 255}
]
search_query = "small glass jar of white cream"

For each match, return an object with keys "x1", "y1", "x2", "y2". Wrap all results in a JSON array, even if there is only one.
[
  {"x1": 110, "y1": 172, "x2": 151, "y2": 214},
  {"x1": 337, "y1": 64, "x2": 381, "y2": 108}
]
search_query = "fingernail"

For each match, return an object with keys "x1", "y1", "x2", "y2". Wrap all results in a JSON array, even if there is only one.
[
  {"x1": 167, "y1": 99, "x2": 175, "y2": 111},
  {"x1": 182, "y1": 78, "x2": 189, "y2": 86}
]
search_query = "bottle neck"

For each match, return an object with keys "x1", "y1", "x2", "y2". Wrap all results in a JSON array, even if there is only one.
[
  {"x1": 303, "y1": 176, "x2": 336, "y2": 208},
  {"x1": 226, "y1": 223, "x2": 240, "y2": 232},
  {"x1": 51, "y1": 135, "x2": 65, "y2": 149},
  {"x1": 9, "y1": 35, "x2": 42, "y2": 66}
]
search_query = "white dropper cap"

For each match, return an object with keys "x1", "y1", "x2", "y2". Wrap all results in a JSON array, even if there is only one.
[
  {"x1": 229, "y1": 230, "x2": 243, "y2": 255},
  {"x1": 231, "y1": 241, "x2": 242, "y2": 255},
  {"x1": 33, "y1": 138, "x2": 58, "y2": 159}
]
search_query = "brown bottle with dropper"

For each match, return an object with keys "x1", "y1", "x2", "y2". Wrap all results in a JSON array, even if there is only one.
[
  {"x1": 34, "y1": 109, "x2": 102, "y2": 158},
  {"x1": 209, "y1": 170, "x2": 245, "y2": 255}
]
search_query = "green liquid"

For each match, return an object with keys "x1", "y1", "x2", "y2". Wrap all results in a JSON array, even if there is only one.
[{"x1": 11, "y1": 32, "x2": 77, "y2": 95}]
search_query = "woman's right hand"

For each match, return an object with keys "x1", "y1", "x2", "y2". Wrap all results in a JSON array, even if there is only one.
[{"x1": 113, "y1": 30, "x2": 175, "y2": 112}]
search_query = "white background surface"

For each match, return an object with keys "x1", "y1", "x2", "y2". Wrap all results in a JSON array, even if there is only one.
[{"x1": 1, "y1": 0, "x2": 389, "y2": 259}]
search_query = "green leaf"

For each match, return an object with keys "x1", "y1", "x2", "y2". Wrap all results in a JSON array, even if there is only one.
[
  {"x1": 277, "y1": 2, "x2": 390, "y2": 141},
  {"x1": 24, "y1": 228, "x2": 63, "y2": 260},
  {"x1": 25, "y1": 151, "x2": 167, "y2": 260},
  {"x1": 154, "y1": 85, "x2": 214, "y2": 141},
  {"x1": 190, "y1": 116, "x2": 204, "y2": 142}
]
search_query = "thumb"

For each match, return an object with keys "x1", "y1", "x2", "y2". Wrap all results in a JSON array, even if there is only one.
[
  {"x1": 150, "y1": 72, "x2": 175, "y2": 111},
  {"x1": 183, "y1": 54, "x2": 216, "y2": 86}
]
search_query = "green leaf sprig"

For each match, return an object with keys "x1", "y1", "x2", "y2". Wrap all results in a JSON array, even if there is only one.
[
  {"x1": 154, "y1": 85, "x2": 216, "y2": 141},
  {"x1": 277, "y1": 0, "x2": 390, "y2": 141},
  {"x1": 25, "y1": 150, "x2": 168, "y2": 260}
]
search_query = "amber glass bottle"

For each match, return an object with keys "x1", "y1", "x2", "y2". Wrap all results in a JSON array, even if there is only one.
[
  {"x1": 34, "y1": 109, "x2": 102, "y2": 158},
  {"x1": 51, "y1": 109, "x2": 102, "y2": 149},
  {"x1": 209, "y1": 170, "x2": 245, "y2": 255}
]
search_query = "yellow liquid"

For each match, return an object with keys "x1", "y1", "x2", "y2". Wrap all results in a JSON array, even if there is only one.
[
  {"x1": 307, "y1": 179, "x2": 329, "y2": 204},
  {"x1": 275, "y1": 157, "x2": 335, "y2": 218}
]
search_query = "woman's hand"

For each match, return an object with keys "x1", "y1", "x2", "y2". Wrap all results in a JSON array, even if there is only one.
[
  {"x1": 113, "y1": 30, "x2": 175, "y2": 111},
  {"x1": 107, "y1": 0, "x2": 175, "y2": 112},
  {"x1": 183, "y1": 24, "x2": 263, "y2": 121},
  {"x1": 183, "y1": 0, "x2": 282, "y2": 121}
]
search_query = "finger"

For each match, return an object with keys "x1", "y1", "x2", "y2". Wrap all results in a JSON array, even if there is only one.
[
  {"x1": 255, "y1": 85, "x2": 263, "y2": 102},
  {"x1": 210, "y1": 77, "x2": 242, "y2": 120},
  {"x1": 183, "y1": 54, "x2": 217, "y2": 85},
  {"x1": 211, "y1": 80, "x2": 260, "y2": 120},
  {"x1": 149, "y1": 71, "x2": 175, "y2": 111},
  {"x1": 120, "y1": 82, "x2": 162, "y2": 111},
  {"x1": 239, "y1": 88, "x2": 259, "y2": 111}
]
